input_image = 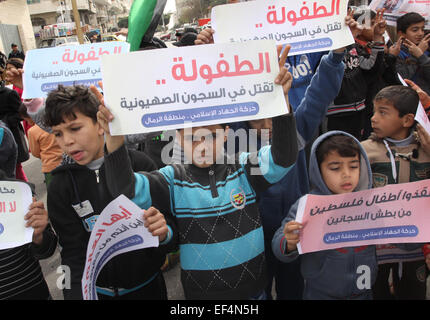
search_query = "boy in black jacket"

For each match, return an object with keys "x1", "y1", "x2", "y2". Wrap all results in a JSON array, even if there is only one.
[{"x1": 44, "y1": 85, "x2": 177, "y2": 300}]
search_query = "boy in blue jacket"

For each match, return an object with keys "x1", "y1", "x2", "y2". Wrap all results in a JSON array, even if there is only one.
[
  {"x1": 273, "y1": 131, "x2": 376, "y2": 299},
  {"x1": 227, "y1": 49, "x2": 345, "y2": 299}
]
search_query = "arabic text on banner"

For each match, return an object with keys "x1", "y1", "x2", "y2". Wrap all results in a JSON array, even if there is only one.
[
  {"x1": 295, "y1": 179, "x2": 430, "y2": 254},
  {"x1": 81, "y1": 194, "x2": 159, "y2": 300},
  {"x1": 211, "y1": 0, "x2": 354, "y2": 56},
  {"x1": 0, "y1": 181, "x2": 33, "y2": 250},
  {"x1": 22, "y1": 41, "x2": 130, "y2": 99},
  {"x1": 101, "y1": 40, "x2": 288, "y2": 135}
]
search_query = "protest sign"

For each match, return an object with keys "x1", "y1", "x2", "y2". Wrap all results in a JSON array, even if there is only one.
[
  {"x1": 211, "y1": 0, "x2": 354, "y2": 56},
  {"x1": 82, "y1": 195, "x2": 159, "y2": 300},
  {"x1": 295, "y1": 179, "x2": 430, "y2": 254},
  {"x1": 22, "y1": 41, "x2": 130, "y2": 99},
  {"x1": 0, "y1": 181, "x2": 33, "y2": 250},
  {"x1": 369, "y1": 0, "x2": 430, "y2": 27},
  {"x1": 101, "y1": 40, "x2": 288, "y2": 135}
]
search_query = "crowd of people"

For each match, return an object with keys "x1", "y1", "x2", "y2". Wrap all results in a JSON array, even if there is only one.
[{"x1": 0, "y1": 4, "x2": 429, "y2": 301}]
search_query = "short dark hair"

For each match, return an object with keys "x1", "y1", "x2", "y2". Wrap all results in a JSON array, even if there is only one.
[
  {"x1": 18, "y1": 103, "x2": 29, "y2": 119},
  {"x1": 11, "y1": 43, "x2": 17, "y2": 48},
  {"x1": 374, "y1": 85, "x2": 419, "y2": 117},
  {"x1": 397, "y1": 12, "x2": 425, "y2": 33},
  {"x1": 6, "y1": 58, "x2": 23, "y2": 69},
  {"x1": 44, "y1": 85, "x2": 100, "y2": 127},
  {"x1": 316, "y1": 134, "x2": 360, "y2": 166}
]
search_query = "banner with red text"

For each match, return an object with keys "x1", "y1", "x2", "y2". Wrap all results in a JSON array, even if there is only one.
[
  {"x1": 81, "y1": 195, "x2": 158, "y2": 300},
  {"x1": 211, "y1": 0, "x2": 354, "y2": 56},
  {"x1": 22, "y1": 41, "x2": 130, "y2": 99},
  {"x1": 295, "y1": 180, "x2": 430, "y2": 254},
  {"x1": 0, "y1": 181, "x2": 33, "y2": 250},
  {"x1": 101, "y1": 40, "x2": 288, "y2": 135}
]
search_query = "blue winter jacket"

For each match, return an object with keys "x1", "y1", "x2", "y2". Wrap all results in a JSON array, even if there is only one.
[
  {"x1": 272, "y1": 131, "x2": 378, "y2": 299},
  {"x1": 230, "y1": 51, "x2": 345, "y2": 240}
]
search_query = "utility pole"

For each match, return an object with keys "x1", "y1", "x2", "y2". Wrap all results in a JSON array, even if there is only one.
[{"x1": 71, "y1": 0, "x2": 84, "y2": 44}]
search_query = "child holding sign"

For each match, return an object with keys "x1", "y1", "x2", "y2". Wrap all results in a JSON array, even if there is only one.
[
  {"x1": 0, "y1": 169, "x2": 57, "y2": 300},
  {"x1": 272, "y1": 131, "x2": 377, "y2": 299},
  {"x1": 361, "y1": 85, "x2": 430, "y2": 299},
  {"x1": 97, "y1": 46, "x2": 300, "y2": 299},
  {"x1": 43, "y1": 85, "x2": 176, "y2": 300}
]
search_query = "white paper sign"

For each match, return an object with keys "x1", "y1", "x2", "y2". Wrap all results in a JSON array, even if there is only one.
[
  {"x1": 211, "y1": 0, "x2": 354, "y2": 56},
  {"x1": 0, "y1": 181, "x2": 33, "y2": 250},
  {"x1": 81, "y1": 195, "x2": 159, "y2": 300},
  {"x1": 101, "y1": 40, "x2": 288, "y2": 135},
  {"x1": 22, "y1": 41, "x2": 130, "y2": 99}
]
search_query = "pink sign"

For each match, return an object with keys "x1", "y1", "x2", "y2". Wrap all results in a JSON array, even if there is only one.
[{"x1": 296, "y1": 179, "x2": 430, "y2": 254}]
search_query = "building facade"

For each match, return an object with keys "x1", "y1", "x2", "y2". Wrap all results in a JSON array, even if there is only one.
[{"x1": 0, "y1": 0, "x2": 36, "y2": 54}]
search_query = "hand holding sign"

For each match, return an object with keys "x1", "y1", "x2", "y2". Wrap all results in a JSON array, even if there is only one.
[
  {"x1": 91, "y1": 82, "x2": 125, "y2": 154},
  {"x1": 404, "y1": 79, "x2": 430, "y2": 109},
  {"x1": 24, "y1": 200, "x2": 48, "y2": 245},
  {"x1": 195, "y1": 28, "x2": 215, "y2": 45},
  {"x1": 283, "y1": 220, "x2": 303, "y2": 252},
  {"x1": 143, "y1": 207, "x2": 169, "y2": 242}
]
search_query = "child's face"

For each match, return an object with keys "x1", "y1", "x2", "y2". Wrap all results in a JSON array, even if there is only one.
[
  {"x1": 320, "y1": 151, "x2": 360, "y2": 194},
  {"x1": 51, "y1": 111, "x2": 104, "y2": 165},
  {"x1": 400, "y1": 21, "x2": 425, "y2": 45},
  {"x1": 358, "y1": 18, "x2": 376, "y2": 42},
  {"x1": 371, "y1": 99, "x2": 413, "y2": 140},
  {"x1": 179, "y1": 124, "x2": 228, "y2": 168}
]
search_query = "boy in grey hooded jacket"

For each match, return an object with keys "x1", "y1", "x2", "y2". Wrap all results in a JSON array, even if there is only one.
[
  {"x1": 272, "y1": 131, "x2": 375, "y2": 299},
  {"x1": 272, "y1": 131, "x2": 422, "y2": 299}
]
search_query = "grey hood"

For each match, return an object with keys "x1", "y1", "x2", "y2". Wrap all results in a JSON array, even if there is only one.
[{"x1": 308, "y1": 130, "x2": 372, "y2": 195}]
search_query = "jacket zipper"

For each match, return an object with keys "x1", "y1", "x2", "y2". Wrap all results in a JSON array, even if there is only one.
[
  {"x1": 208, "y1": 167, "x2": 218, "y2": 198},
  {"x1": 95, "y1": 169, "x2": 100, "y2": 183}
]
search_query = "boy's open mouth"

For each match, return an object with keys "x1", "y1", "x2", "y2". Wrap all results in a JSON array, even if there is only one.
[{"x1": 70, "y1": 150, "x2": 84, "y2": 161}]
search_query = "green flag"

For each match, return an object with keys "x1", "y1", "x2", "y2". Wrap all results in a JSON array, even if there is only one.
[{"x1": 127, "y1": 0, "x2": 168, "y2": 52}]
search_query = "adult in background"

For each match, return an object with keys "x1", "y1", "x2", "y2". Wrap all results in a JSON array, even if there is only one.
[{"x1": 8, "y1": 44, "x2": 25, "y2": 61}]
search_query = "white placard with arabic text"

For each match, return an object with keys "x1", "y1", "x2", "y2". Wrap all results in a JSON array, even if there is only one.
[
  {"x1": 22, "y1": 41, "x2": 130, "y2": 99},
  {"x1": 101, "y1": 40, "x2": 288, "y2": 135},
  {"x1": 81, "y1": 195, "x2": 159, "y2": 300},
  {"x1": 211, "y1": 0, "x2": 354, "y2": 56},
  {"x1": 0, "y1": 181, "x2": 33, "y2": 250}
]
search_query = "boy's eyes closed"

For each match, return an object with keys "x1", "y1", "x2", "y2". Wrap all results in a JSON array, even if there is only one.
[{"x1": 70, "y1": 126, "x2": 81, "y2": 132}]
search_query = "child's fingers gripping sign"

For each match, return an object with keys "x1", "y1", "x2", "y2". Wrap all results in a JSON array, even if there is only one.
[
  {"x1": 283, "y1": 220, "x2": 303, "y2": 252},
  {"x1": 90, "y1": 82, "x2": 114, "y2": 135},
  {"x1": 143, "y1": 207, "x2": 168, "y2": 242},
  {"x1": 24, "y1": 200, "x2": 49, "y2": 245},
  {"x1": 195, "y1": 28, "x2": 215, "y2": 45}
]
